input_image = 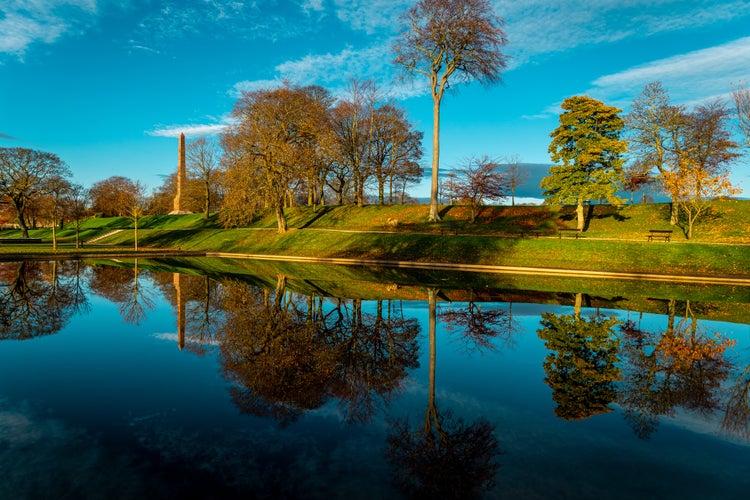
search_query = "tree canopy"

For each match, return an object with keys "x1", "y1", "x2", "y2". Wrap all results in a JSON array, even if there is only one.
[
  {"x1": 0, "y1": 147, "x2": 71, "y2": 238},
  {"x1": 541, "y1": 95, "x2": 627, "y2": 230}
]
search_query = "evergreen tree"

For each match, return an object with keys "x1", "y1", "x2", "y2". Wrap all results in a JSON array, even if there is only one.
[{"x1": 541, "y1": 96, "x2": 627, "y2": 230}]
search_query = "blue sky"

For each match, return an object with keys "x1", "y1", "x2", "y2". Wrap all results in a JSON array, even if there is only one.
[{"x1": 1, "y1": 0, "x2": 749, "y2": 199}]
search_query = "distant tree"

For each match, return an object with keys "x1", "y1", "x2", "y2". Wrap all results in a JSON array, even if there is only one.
[
  {"x1": 186, "y1": 137, "x2": 221, "y2": 218},
  {"x1": 41, "y1": 175, "x2": 72, "y2": 251},
  {"x1": 128, "y1": 181, "x2": 148, "y2": 251},
  {"x1": 65, "y1": 184, "x2": 89, "y2": 248},
  {"x1": 503, "y1": 154, "x2": 528, "y2": 206},
  {"x1": 368, "y1": 103, "x2": 424, "y2": 205},
  {"x1": 90, "y1": 176, "x2": 142, "y2": 217},
  {"x1": 541, "y1": 96, "x2": 627, "y2": 231},
  {"x1": 0, "y1": 147, "x2": 71, "y2": 238},
  {"x1": 329, "y1": 79, "x2": 379, "y2": 207},
  {"x1": 732, "y1": 82, "x2": 750, "y2": 149},
  {"x1": 661, "y1": 99, "x2": 741, "y2": 239},
  {"x1": 393, "y1": 0, "x2": 508, "y2": 222},
  {"x1": 451, "y1": 156, "x2": 508, "y2": 223}
]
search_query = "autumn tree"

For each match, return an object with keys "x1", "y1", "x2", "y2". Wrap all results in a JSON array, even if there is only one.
[
  {"x1": 661, "y1": 99, "x2": 741, "y2": 239},
  {"x1": 450, "y1": 156, "x2": 507, "y2": 223},
  {"x1": 0, "y1": 147, "x2": 71, "y2": 238},
  {"x1": 186, "y1": 136, "x2": 221, "y2": 218},
  {"x1": 503, "y1": 154, "x2": 528, "y2": 206},
  {"x1": 732, "y1": 82, "x2": 750, "y2": 149},
  {"x1": 393, "y1": 0, "x2": 508, "y2": 222},
  {"x1": 541, "y1": 96, "x2": 627, "y2": 231},
  {"x1": 222, "y1": 84, "x2": 329, "y2": 232},
  {"x1": 90, "y1": 176, "x2": 143, "y2": 217}
]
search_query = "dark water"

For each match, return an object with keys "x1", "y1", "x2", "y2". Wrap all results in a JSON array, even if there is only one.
[{"x1": 1, "y1": 259, "x2": 749, "y2": 499}]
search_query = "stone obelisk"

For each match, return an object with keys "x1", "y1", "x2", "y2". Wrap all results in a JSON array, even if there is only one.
[{"x1": 171, "y1": 133, "x2": 189, "y2": 214}]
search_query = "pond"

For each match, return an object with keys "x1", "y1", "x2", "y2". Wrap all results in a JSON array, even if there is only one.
[{"x1": 1, "y1": 258, "x2": 749, "y2": 499}]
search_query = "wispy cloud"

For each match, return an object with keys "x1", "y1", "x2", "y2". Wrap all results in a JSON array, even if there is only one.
[
  {"x1": 495, "y1": 0, "x2": 750, "y2": 67},
  {"x1": 589, "y1": 36, "x2": 750, "y2": 107},
  {"x1": 230, "y1": 44, "x2": 404, "y2": 99},
  {"x1": 0, "y1": 0, "x2": 99, "y2": 59},
  {"x1": 147, "y1": 118, "x2": 232, "y2": 138},
  {"x1": 332, "y1": 0, "x2": 411, "y2": 35},
  {"x1": 132, "y1": 0, "x2": 314, "y2": 47}
]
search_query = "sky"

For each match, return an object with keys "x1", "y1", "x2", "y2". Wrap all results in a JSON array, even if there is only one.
[{"x1": 1, "y1": 0, "x2": 749, "y2": 200}]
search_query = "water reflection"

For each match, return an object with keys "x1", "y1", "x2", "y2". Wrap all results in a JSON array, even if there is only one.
[
  {"x1": 0, "y1": 260, "x2": 88, "y2": 340},
  {"x1": 1, "y1": 258, "x2": 750, "y2": 497},
  {"x1": 387, "y1": 288, "x2": 501, "y2": 498},
  {"x1": 219, "y1": 276, "x2": 420, "y2": 424}
]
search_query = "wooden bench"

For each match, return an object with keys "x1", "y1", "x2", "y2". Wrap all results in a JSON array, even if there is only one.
[
  {"x1": 0, "y1": 238, "x2": 42, "y2": 244},
  {"x1": 558, "y1": 228, "x2": 582, "y2": 239},
  {"x1": 647, "y1": 229, "x2": 673, "y2": 242},
  {"x1": 440, "y1": 224, "x2": 460, "y2": 235}
]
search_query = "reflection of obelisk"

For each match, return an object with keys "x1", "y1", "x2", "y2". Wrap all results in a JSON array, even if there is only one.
[
  {"x1": 174, "y1": 272, "x2": 186, "y2": 351},
  {"x1": 171, "y1": 133, "x2": 189, "y2": 214}
]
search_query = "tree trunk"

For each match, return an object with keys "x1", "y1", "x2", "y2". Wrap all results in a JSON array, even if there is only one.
[
  {"x1": 204, "y1": 181, "x2": 210, "y2": 218},
  {"x1": 429, "y1": 96, "x2": 441, "y2": 222},
  {"x1": 275, "y1": 205, "x2": 288, "y2": 233},
  {"x1": 12, "y1": 199, "x2": 30, "y2": 238},
  {"x1": 669, "y1": 201, "x2": 678, "y2": 225},
  {"x1": 576, "y1": 199, "x2": 585, "y2": 231}
]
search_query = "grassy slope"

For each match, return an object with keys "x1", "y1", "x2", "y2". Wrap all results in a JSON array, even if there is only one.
[{"x1": 1, "y1": 202, "x2": 748, "y2": 276}]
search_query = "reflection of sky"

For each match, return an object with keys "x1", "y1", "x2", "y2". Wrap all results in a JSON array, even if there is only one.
[{"x1": 1, "y1": 269, "x2": 750, "y2": 498}]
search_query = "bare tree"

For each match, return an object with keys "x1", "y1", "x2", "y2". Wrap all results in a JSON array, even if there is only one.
[
  {"x1": 0, "y1": 147, "x2": 71, "y2": 238},
  {"x1": 503, "y1": 154, "x2": 528, "y2": 206},
  {"x1": 732, "y1": 82, "x2": 750, "y2": 149},
  {"x1": 186, "y1": 137, "x2": 220, "y2": 218},
  {"x1": 393, "y1": 0, "x2": 508, "y2": 222},
  {"x1": 451, "y1": 156, "x2": 507, "y2": 223}
]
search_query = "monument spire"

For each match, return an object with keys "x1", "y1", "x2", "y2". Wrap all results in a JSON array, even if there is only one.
[{"x1": 171, "y1": 132, "x2": 190, "y2": 214}]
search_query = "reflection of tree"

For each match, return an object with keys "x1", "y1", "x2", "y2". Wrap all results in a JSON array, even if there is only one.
[
  {"x1": 89, "y1": 260, "x2": 154, "y2": 325},
  {"x1": 219, "y1": 276, "x2": 339, "y2": 423},
  {"x1": 219, "y1": 278, "x2": 421, "y2": 425},
  {"x1": 537, "y1": 294, "x2": 621, "y2": 420},
  {"x1": 386, "y1": 288, "x2": 500, "y2": 498},
  {"x1": 0, "y1": 260, "x2": 87, "y2": 340},
  {"x1": 723, "y1": 365, "x2": 750, "y2": 440},
  {"x1": 439, "y1": 289, "x2": 518, "y2": 352},
  {"x1": 619, "y1": 300, "x2": 734, "y2": 438},
  {"x1": 328, "y1": 298, "x2": 421, "y2": 423}
]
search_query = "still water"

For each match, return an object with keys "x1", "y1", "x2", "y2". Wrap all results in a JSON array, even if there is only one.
[{"x1": 1, "y1": 258, "x2": 749, "y2": 499}]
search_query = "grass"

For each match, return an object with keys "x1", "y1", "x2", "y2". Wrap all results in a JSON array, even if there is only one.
[{"x1": 0, "y1": 201, "x2": 748, "y2": 277}]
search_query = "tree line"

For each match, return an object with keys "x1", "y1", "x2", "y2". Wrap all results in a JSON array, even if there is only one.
[{"x1": 2, "y1": 0, "x2": 748, "y2": 240}]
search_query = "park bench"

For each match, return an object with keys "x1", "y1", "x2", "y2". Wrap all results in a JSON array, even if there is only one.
[
  {"x1": 647, "y1": 229, "x2": 673, "y2": 242},
  {"x1": 440, "y1": 223, "x2": 461, "y2": 235},
  {"x1": 0, "y1": 238, "x2": 42, "y2": 244},
  {"x1": 558, "y1": 228, "x2": 582, "y2": 239}
]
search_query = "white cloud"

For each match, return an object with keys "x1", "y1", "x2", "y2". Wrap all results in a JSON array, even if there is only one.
[
  {"x1": 0, "y1": 0, "x2": 99, "y2": 58},
  {"x1": 493, "y1": 0, "x2": 750, "y2": 67},
  {"x1": 589, "y1": 36, "x2": 750, "y2": 107},
  {"x1": 147, "y1": 120, "x2": 232, "y2": 138}
]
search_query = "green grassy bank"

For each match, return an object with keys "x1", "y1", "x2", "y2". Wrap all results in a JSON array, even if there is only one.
[{"x1": 1, "y1": 201, "x2": 748, "y2": 277}]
